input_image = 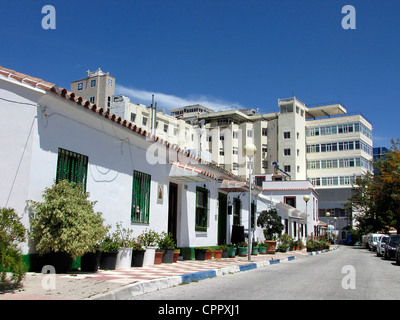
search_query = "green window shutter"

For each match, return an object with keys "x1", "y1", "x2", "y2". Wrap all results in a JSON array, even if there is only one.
[
  {"x1": 131, "y1": 170, "x2": 151, "y2": 223},
  {"x1": 195, "y1": 186, "x2": 208, "y2": 232},
  {"x1": 56, "y1": 148, "x2": 88, "y2": 191}
]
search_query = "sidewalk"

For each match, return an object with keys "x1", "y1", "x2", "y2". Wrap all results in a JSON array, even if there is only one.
[{"x1": 0, "y1": 247, "x2": 338, "y2": 300}]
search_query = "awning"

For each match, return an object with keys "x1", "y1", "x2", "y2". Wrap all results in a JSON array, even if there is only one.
[
  {"x1": 218, "y1": 179, "x2": 248, "y2": 192},
  {"x1": 169, "y1": 161, "x2": 216, "y2": 183},
  {"x1": 305, "y1": 104, "x2": 347, "y2": 119}
]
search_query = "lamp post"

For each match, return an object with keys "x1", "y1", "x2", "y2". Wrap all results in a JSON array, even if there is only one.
[
  {"x1": 333, "y1": 217, "x2": 337, "y2": 244},
  {"x1": 326, "y1": 211, "x2": 331, "y2": 241},
  {"x1": 303, "y1": 195, "x2": 310, "y2": 241},
  {"x1": 244, "y1": 143, "x2": 257, "y2": 261}
]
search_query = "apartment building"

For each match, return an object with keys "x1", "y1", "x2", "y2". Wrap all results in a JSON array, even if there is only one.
[
  {"x1": 69, "y1": 71, "x2": 373, "y2": 235},
  {"x1": 304, "y1": 101, "x2": 373, "y2": 233},
  {"x1": 70, "y1": 68, "x2": 115, "y2": 110}
]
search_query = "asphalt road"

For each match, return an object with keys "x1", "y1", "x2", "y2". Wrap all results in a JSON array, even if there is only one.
[{"x1": 134, "y1": 246, "x2": 400, "y2": 300}]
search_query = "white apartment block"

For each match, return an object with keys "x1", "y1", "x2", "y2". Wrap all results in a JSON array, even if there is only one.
[{"x1": 70, "y1": 71, "x2": 373, "y2": 235}]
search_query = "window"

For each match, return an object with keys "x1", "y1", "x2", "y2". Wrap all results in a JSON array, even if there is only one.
[
  {"x1": 89, "y1": 96, "x2": 95, "y2": 103},
  {"x1": 284, "y1": 165, "x2": 291, "y2": 173},
  {"x1": 284, "y1": 196, "x2": 296, "y2": 208},
  {"x1": 233, "y1": 147, "x2": 239, "y2": 155},
  {"x1": 262, "y1": 145, "x2": 268, "y2": 153},
  {"x1": 255, "y1": 176, "x2": 265, "y2": 187},
  {"x1": 163, "y1": 124, "x2": 168, "y2": 133},
  {"x1": 233, "y1": 131, "x2": 239, "y2": 139},
  {"x1": 196, "y1": 187, "x2": 208, "y2": 231},
  {"x1": 219, "y1": 148, "x2": 224, "y2": 156},
  {"x1": 283, "y1": 131, "x2": 291, "y2": 139},
  {"x1": 77, "y1": 82, "x2": 83, "y2": 90},
  {"x1": 262, "y1": 128, "x2": 268, "y2": 136},
  {"x1": 247, "y1": 130, "x2": 253, "y2": 138},
  {"x1": 130, "y1": 113, "x2": 136, "y2": 122},
  {"x1": 142, "y1": 117, "x2": 148, "y2": 127},
  {"x1": 56, "y1": 148, "x2": 88, "y2": 191},
  {"x1": 284, "y1": 148, "x2": 291, "y2": 156},
  {"x1": 90, "y1": 79, "x2": 96, "y2": 87},
  {"x1": 131, "y1": 171, "x2": 151, "y2": 223}
]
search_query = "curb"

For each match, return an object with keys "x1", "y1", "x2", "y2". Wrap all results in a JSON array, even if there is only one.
[
  {"x1": 307, "y1": 246, "x2": 339, "y2": 256},
  {"x1": 89, "y1": 256, "x2": 296, "y2": 300}
]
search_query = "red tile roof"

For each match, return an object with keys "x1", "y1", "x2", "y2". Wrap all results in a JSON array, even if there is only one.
[{"x1": 0, "y1": 65, "x2": 246, "y2": 183}]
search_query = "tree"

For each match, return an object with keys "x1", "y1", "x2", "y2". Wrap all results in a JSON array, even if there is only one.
[
  {"x1": 0, "y1": 208, "x2": 27, "y2": 288},
  {"x1": 346, "y1": 138, "x2": 400, "y2": 234},
  {"x1": 29, "y1": 180, "x2": 108, "y2": 258},
  {"x1": 257, "y1": 208, "x2": 284, "y2": 240}
]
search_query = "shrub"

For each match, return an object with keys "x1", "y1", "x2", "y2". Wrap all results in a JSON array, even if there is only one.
[
  {"x1": 257, "y1": 208, "x2": 284, "y2": 240},
  {"x1": 28, "y1": 180, "x2": 108, "y2": 259},
  {"x1": 139, "y1": 229, "x2": 159, "y2": 247},
  {"x1": 157, "y1": 232, "x2": 176, "y2": 249},
  {"x1": 0, "y1": 208, "x2": 27, "y2": 288}
]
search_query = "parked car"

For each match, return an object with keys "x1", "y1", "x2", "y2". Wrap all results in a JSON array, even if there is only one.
[
  {"x1": 376, "y1": 235, "x2": 389, "y2": 257},
  {"x1": 368, "y1": 233, "x2": 384, "y2": 251},
  {"x1": 395, "y1": 245, "x2": 400, "y2": 266},
  {"x1": 384, "y1": 235, "x2": 400, "y2": 260}
]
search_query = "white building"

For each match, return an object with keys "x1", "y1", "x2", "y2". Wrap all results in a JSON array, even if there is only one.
[{"x1": 1, "y1": 65, "x2": 275, "y2": 264}]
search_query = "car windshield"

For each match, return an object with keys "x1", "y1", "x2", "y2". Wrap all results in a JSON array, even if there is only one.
[
  {"x1": 374, "y1": 237, "x2": 380, "y2": 242},
  {"x1": 382, "y1": 237, "x2": 389, "y2": 243}
]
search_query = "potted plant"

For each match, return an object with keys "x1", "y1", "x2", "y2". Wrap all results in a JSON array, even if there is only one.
[
  {"x1": 173, "y1": 249, "x2": 180, "y2": 263},
  {"x1": 140, "y1": 229, "x2": 159, "y2": 266},
  {"x1": 306, "y1": 239, "x2": 315, "y2": 252},
  {"x1": 219, "y1": 244, "x2": 229, "y2": 258},
  {"x1": 99, "y1": 235, "x2": 120, "y2": 270},
  {"x1": 205, "y1": 248, "x2": 213, "y2": 260},
  {"x1": 80, "y1": 242, "x2": 103, "y2": 272},
  {"x1": 157, "y1": 232, "x2": 176, "y2": 264},
  {"x1": 154, "y1": 248, "x2": 164, "y2": 264},
  {"x1": 131, "y1": 237, "x2": 146, "y2": 267},
  {"x1": 195, "y1": 247, "x2": 207, "y2": 260},
  {"x1": 213, "y1": 247, "x2": 223, "y2": 259},
  {"x1": 113, "y1": 223, "x2": 134, "y2": 269},
  {"x1": 28, "y1": 181, "x2": 108, "y2": 273},
  {"x1": 251, "y1": 242, "x2": 259, "y2": 255},
  {"x1": 258, "y1": 242, "x2": 268, "y2": 254},
  {"x1": 277, "y1": 243, "x2": 289, "y2": 252},
  {"x1": 237, "y1": 242, "x2": 248, "y2": 256},
  {"x1": 257, "y1": 208, "x2": 284, "y2": 255},
  {"x1": 228, "y1": 245, "x2": 236, "y2": 258}
]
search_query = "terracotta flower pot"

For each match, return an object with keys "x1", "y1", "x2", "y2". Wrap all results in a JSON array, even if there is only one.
[
  {"x1": 265, "y1": 241, "x2": 277, "y2": 254},
  {"x1": 213, "y1": 250, "x2": 223, "y2": 259},
  {"x1": 205, "y1": 250, "x2": 213, "y2": 260},
  {"x1": 154, "y1": 251, "x2": 164, "y2": 264},
  {"x1": 173, "y1": 251, "x2": 180, "y2": 262}
]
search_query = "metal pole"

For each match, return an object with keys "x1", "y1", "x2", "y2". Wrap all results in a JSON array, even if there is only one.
[{"x1": 248, "y1": 156, "x2": 252, "y2": 261}]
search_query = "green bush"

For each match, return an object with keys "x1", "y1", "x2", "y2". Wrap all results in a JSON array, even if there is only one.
[
  {"x1": 0, "y1": 208, "x2": 27, "y2": 288},
  {"x1": 257, "y1": 208, "x2": 284, "y2": 240},
  {"x1": 157, "y1": 232, "x2": 176, "y2": 249},
  {"x1": 28, "y1": 180, "x2": 108, "y2": 259}
]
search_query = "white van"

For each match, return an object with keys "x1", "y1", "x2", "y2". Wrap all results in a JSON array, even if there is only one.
[{"x1": 368, "y1": 233, "x2": 384, "y2": 251}]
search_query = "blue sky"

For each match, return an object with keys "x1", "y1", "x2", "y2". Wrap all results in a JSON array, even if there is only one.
[{"x1": 1, "y1": 0, "x2": 399, "y2": 148}]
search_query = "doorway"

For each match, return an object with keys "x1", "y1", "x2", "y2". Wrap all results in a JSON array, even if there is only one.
[
  {"x1": 168, "y1": 183, "x2": 178, "y2": 245},
  {"x1": 218, "y1": 192, "x2": 228, "y2": 245}
]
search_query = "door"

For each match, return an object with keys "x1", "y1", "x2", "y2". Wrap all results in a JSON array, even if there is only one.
[
  {"x1": 218, "y1": 192, "x2": 228, "y2": 245},
  {"x1": 168, "y1": 183, "x2": 178, "y2": 245}
]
